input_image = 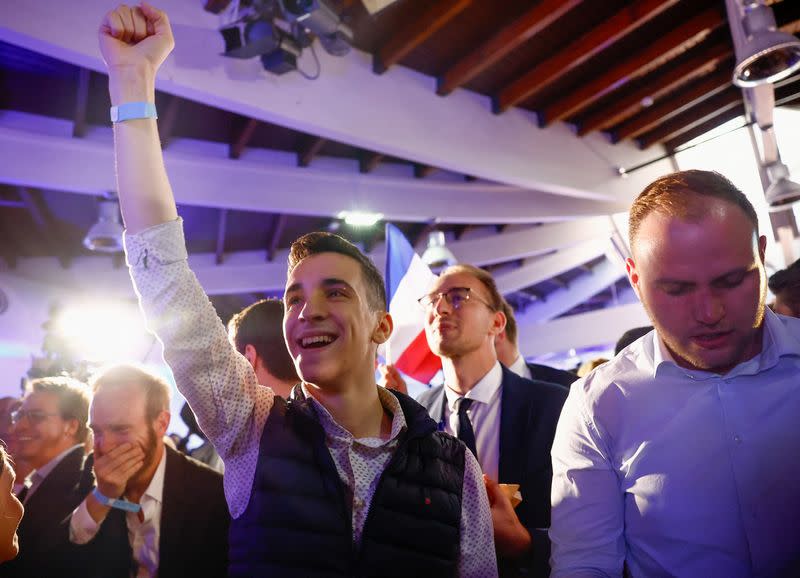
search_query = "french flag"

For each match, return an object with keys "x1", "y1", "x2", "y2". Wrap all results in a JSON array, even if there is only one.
[{"x1": 384, "y1": 224, "x2": 441, "y2": 383}]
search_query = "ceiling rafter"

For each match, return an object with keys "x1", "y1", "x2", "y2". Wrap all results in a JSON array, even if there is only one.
[
  {"x1": 72, "y1": 68, "x2": 91, "y2": 138},
  {"x1": 436, "y1": 0, "x2": 581, "y2": 97},
  {"x1": 267, "y1": 214, "x2": 286, "y2": 262},
  {"x1": 577, "y1": 36, "x2": 731, "y2": 135},
  {"x1": 613, "y1": 64, "x2": 733, "y2": 142},
  {"x1": 373, "y1": 0, "x2": 471, "y2": 74},
  {"x1": 663, "y1": 104, "x2": 746, "y2": 151},
  {"x1": 297, "y1": 136, "x2": 328, "y2": 167},
  {"x1": 229, "y1": 118, "x2": 259, "y2": 160},
  {"x1": 540, "y1": 6, "x2": 725, "y2": 126},
  {"x1": 215, "y1": 208, "x2": 228, "y2": 265},
  {"x1": 413, "y1": 163, "x2": 436, "y2": 179},
  {"x1": 17, "y1": 187, "x2": 71, "y2": 269},
  {"x1": 637, "y1": 86, "x2": 742, "y2": 149},
  {"x1": 358, "y1": 150, "x2": 384, "y2": 174},
  {"x1": 493, "y1": 0, "x2": 683, "y2": 115},
  {"x1": 159, "y1": 95, "x2": 182, "y2": 149}
]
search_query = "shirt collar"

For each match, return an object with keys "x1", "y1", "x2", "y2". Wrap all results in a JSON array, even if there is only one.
[
  {"x1": 301, "y1": 383, "x2": 407, "y2": 446},
  {"x1": 444, "y1": 361, "x2": 503, "y2": 411},
  {"x1": 140, "y1": 447, "x2": 167, "y2": 504},
  {"x1": 507, "y1": 355, "x2": 532, "y2": 380},
  {"x1": 651, "y1": 307, "x2": 800, "y2": 379},
  {"x1": 30, "y1": 443, "x2": 83, "y2": 482}
]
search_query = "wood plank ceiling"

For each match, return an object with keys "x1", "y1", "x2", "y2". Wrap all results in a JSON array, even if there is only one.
[{"x1": 1, "y1": 0, "x2": 800, "y2": 323}]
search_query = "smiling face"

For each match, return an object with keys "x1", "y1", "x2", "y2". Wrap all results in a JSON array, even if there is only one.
[
  {"x1": 90, "y1": 383, "x2": 166, "y2": 488},
  {"x1": 627, "y1": 199, "x2": 767, "y2": 374},
  {"x1": 0, "y1": 456, "x2": 23, "y2": 563},
  {"x1": 283, "y1": 252, "x2": 391, "y2": 392},
  {"x1": 423, "y1": 271, "x2": 505, "y2": 362},
  {"x1": 11, "y1": 391, "x2": 77, "y2": 470}
]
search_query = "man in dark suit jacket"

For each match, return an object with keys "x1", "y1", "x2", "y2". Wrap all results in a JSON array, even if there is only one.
[
  {"x1": 67, "y1": 364, "x2": 229, "y2": 577},
  {"x1": 1, "y1": 377, "x2": 93, "y2": 578},
  {"x1": 416, "y1": 265, "x2": 568, "y2": 577},
  {"x1": 495, "y1": 300, "x2": 576, "y2": 389}
]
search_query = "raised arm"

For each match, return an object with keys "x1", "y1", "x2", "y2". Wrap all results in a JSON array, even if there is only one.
[
  {"x1": 97, "y1": 4, "x2": 274, "y2": 519},
  {"x1": 98, "y1": 2, "x2": 177, "y2": 232}
]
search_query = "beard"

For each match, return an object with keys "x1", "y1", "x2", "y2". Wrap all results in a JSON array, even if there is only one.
[{"x1": 128, "y1": 425, "x2": 160, "y2": 488}]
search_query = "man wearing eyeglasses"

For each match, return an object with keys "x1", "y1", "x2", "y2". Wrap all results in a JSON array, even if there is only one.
[
  {"x1": 3, "y1": 377, "x2": 94, "y2": 577},
  {"x1": 416, "y1": 265, "x2": 568, "y2": 577}
]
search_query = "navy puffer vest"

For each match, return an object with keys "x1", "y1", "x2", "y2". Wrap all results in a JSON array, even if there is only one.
[{"x1": 228, "y1": 388, "x2": 466, "y2": 578}]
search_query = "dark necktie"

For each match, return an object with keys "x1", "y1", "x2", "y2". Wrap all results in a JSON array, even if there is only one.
[{"x1": 457, "y1": 397, "x2": 478, "y2": 461}]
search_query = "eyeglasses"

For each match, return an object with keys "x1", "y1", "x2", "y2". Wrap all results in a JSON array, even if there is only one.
[
  {"x1": 10, "y1": 410, "x2": 60, "y2": 426},
  {"x1": 418, "y1": 287, "x2": 494, "y2": 311}
]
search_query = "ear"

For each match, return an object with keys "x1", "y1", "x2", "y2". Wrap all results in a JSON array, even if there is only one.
[
  {"x1": 758, "y1": 234, "x2": 767, "y2": 262},
  {"x1": 489, "y1": 308, "x2": 506, "y2": 338},
  {"x1": 243, "y1": 344, "x2": 258, "y2": 369},
  {"x1": 153, "y1": 410, "x2": 171, "y2": 437},
  {"x1": 626, "y1": 257, "x2": 642, "y2": 298},
  {"x1": 64, "y1": 418, "x2": 80, "y2": 439},
  {"x1": 372, "y1": 311, "x2": 394, "y2": 345}
]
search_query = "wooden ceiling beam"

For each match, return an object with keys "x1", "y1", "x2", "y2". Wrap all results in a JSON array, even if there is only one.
[
  {"x1": 577, "y1": 37, "x2": 731, "y2": 135},
  {"x1": 437, "y1": 0, "x2": 581, "y2": 97},
  {"x1": 373, "y1": 0, "x2": 471, "y2": 74},
  {"x1": 358, "y1": 150, "x2": 384, "y2": 174},
  {"x1": 17, "y1": 186, "x2": 71, "y2": 268},
  {"x1": 413, "y1": 163, "x2": 436, "y2": 179},
  {"x1": 662, "y1": 104, "x2": 746, "y2": 151},
  {"x1": 215, "y1": 208, "x2": 228, "y2": 265},
  {"x1": 540, "y1": 6, "x2": 725, "y2": 125},
  {"x1": 613, "y1": 64, "x2": 733, "y2": 142},
  {"x1": 297, "y1": 136, "x2": 328, "y2": 168},
  {"x1": 72, "y1": 68, "x2": 90, "y2": 138},
  {"x1": 493, "y1": 0, "x2": 682, "y2": 114},
  {"x1": 229, "y1": 118, "x2": 258, "y2": 160},
  {"x1": 637, "y1": 86, "x2": 742, "y2": 149},
  {"x1": 267, "y1": 214, "x2": 286, "y2": 262},
  {"x1": 159, "y1": 95, "x2": 182, "y2": 149}
]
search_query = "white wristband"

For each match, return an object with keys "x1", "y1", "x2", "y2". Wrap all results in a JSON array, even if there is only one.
[{"x1": 110, "y1": 102, "x2": 158, "y2": 123}]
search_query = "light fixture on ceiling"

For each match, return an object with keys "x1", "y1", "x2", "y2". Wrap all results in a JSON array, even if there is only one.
[
  {"x1": 421, "y1": 230, "x2": 457, "y2": 270},
  {"x1": 764, "y1": 160, "x2": 800, "y2": 211},
  {"x1": 727, "y1": 0, "x2": 800, "y2": 87},
  {"x1": 83, "y1": 195, "x2": 124, "y2": 253},
  {"x1": 337, "y1": 210, "x2": 383, "y2": 227}
]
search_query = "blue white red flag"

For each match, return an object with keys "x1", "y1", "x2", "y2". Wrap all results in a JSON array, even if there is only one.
[{"x1": 384, "y1": 224, "x2": 441, "y2": 383}]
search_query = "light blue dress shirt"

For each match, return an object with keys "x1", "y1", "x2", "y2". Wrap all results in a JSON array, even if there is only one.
[{"x1": 550, "y1": 309, "x2": 800, "y2": 577}]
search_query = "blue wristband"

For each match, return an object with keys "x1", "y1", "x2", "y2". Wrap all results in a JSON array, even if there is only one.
[
  {"x1": 110, "y1": 102, "x2": 158, "y2": 123},
  {"x1": 92, "y1": 487, "x2": 142, "y2": 513}
]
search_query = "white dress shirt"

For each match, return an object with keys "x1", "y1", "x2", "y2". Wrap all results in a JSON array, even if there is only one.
[
  {"x1": 71, "y1": 449, "x2": 167, "y2": 577},
  {"x1": 443, "y1": 361, "x2": 503, "y2": 481},
  {"x1": 550, "y1": 310, "x2": 800, "y2": 577},
  {"x1": 24, "y1": 443, "x2": 84, "y2": 503},
  {"x1": 507, "y1": 355, "x2": 532, "y2": 380}
]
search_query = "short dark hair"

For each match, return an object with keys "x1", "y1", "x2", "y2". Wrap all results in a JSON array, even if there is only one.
[
  {"x1": 288, "y1": 232, "x2": 387, "y2": 311},
  {"x1": 769, "y1": 258, "x2": 800, "y2": 293},
  {"x1": 89, "y1": 364, "x2": 170, "y2": 422},
  {"x1": 629, "y1": 170, "x2": 759, "y2": 248},
  {"x1": 501, "y1": 299, "x2": 518, "y2": 344},
  {"x1": 26, "y1": 377, "x2": 91, "y2": 443},
  {"x1": 228, "y1": 299, "x2": 299, "y2": 383},
  {"x1": 439, "y1": 264, "x2": 504, "y2": 312}
]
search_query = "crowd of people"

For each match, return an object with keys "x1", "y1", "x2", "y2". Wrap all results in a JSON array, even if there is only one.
[{"x1": 1, "y1": 3, "x2": 799, "y2": 577}]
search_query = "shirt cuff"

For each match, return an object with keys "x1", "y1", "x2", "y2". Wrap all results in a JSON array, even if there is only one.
[
  {"x1": 124, "y1": 218, "x2": 188, "y2": 269},
  {"x1": 69, "y1": 499, "x2": 102, "y2": 545}
]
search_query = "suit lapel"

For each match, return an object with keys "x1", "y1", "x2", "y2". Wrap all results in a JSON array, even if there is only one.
[
  {"x1": 19, "y1": 446, "x2": 84, "y2": 535},
  {"x1": 158, "y1": 447, "x2": 185, "y2": 576},
  {"x1": 498, "y1": 368, "x2": 528, "y2": 484}
]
